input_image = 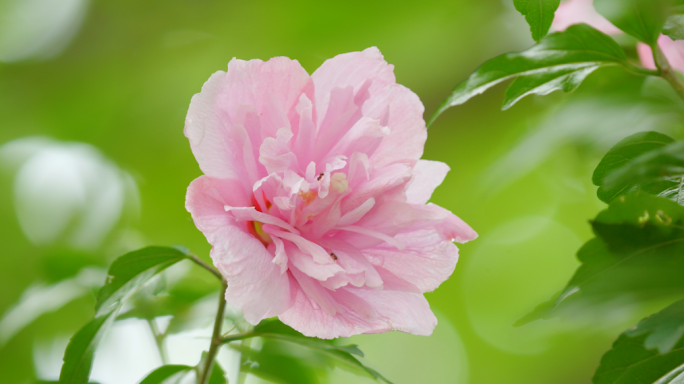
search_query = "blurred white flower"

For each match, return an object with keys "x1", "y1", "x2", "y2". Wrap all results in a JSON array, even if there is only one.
[
  {"x1": 0, "y1": 0, "x2": 89, "y2": 62},
  {"x1": 0, "y1": 137, "x2": 138, "y2": 250}
]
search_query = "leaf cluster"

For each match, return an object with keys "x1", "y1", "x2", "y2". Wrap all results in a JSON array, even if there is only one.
[
  {"x1": 430, "y1": 0, "x2": 684, "y2": 126},
  {"x1": 57, "y1": 246, "x2": 393, "y2": 384},
  {"x1": 515, "y1": 131, "x2": 684, "y2": 384}
]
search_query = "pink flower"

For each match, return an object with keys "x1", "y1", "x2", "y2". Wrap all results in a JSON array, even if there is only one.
[
  {"x1": 638, "y1": 35, "x2": 684, "y2": 73},
  {"x1": 184, "y1": 47, "x2": 476, "y2": 339},
  {"x1": 553, "y1": 0, "x2": 684, "y2": 73},
  {"x1": 552, "y1": 0, "x2": 621, "y2": 35}
]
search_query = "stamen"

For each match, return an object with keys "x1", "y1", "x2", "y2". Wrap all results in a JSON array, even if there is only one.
[
  {"x1": 248, "y1": 221, "x2": 272, "y2": 246},
  {"x1": 330, "y1": 172, "x2": 348, "y2": 193}
]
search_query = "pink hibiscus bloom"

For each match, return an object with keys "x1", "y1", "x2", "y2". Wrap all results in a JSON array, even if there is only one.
[
  {"x1": 552, "y1": 0, "x2": 684, "y2": 73},
  {"x1": 184, "y1": 47, "x2": 477, "y2": 339}
]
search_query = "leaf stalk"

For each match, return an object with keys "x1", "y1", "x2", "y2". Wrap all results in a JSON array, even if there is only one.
[{"x1": 188, "y1": 254, "x2": 224, "y2": 282}]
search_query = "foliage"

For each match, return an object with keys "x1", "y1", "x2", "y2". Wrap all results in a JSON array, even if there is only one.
[
  {"x1": 59, "y1": 247, "x2": 189, "y2": 384},
  {"x1": 243, "y1": 319, "x2": 393, "y2": 384},
  {"x1": 513, "y1": 0, "x2": 560, "y2": 42},
  {"x1": 428, "y1": 23, "x2": 649, "y2": 125},
  {"x1": 10, "y1": 0, "x2": 684, "y2": 383},
  {"x1": 592, "y1": 131, "x2": 676, "y2": 203},
  {"x1": 594, "y1": 300, "x2": 684, "y2": 384},
  {"x1": 594, "y1": 0, "x2": 672, "y2": 46}
]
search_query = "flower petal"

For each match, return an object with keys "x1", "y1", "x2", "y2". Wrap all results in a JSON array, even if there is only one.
[
  {"x1": 312, "y1": 47, "x2": 395, "y2": 128},
  {"x1": 186, "y1": 176, "x2": 294, "y2": 324},
  {"x1": 405, "y1": 160, "x2": 450, "y2": 204},
  {"x1": 364, "y1": 228, "x2": 459, "y2": 293},
  {"x1": 365, "y1": 83, "x2": 427, "y2": 167},
  {"x1": 279, "y1": 284, "x2": 436, "y2": 338}
]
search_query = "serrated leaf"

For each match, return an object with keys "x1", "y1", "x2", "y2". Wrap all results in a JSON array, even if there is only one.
[
  {"x1": 251, "y1": 319, "x2": 392, "y2": 383},
  {"x1": 502, "y1": 65, "x2": 599, "y2": 109},
  {"x1": 594, "y1": 301, "x2": 684, "y2": 383},
  {"x1": 58, "y1": 307, "x2": 120, "y2": 384},
  {"x1": 604, "y1": 140, "x2": 684, "y2": 205},
  {"x1": 625, "y1": 299, "x2": 684, "y2": 354},
  {"x1": 513, "y1": 0, "x2": 561, "y2": 42},
  {"x1": 520, "y1": 193, "x2": 684, "y2": 323},
  {"x1": 429, "y1": 23, "x2": 628, "y2": 125},
  {"x1": 593, "y1": 131, "x2": 676, "y2": 203},
  {"x1": 96, "y1": 246, "x2": 188, "y2": 315},
  {"x1": 139, "y1": 365, "x2": 193, "y2": 384},
  {"x1": 664, "y1": 15, "x2": 684, "y2": 40},
  {"x1": 594, "y1": 0, "x2": 672, "y2": 46}
]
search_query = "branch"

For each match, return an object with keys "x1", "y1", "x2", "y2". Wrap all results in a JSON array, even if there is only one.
[
  {"x1": 197, "y1": 281, "x2": 228, "y2": 384},
  {"x1": 654, "y1": 43, "x2": 684, "y2": 101}
]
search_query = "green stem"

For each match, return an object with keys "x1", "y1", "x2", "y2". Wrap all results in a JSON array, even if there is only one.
[
  {"x1": 623, "y1": 62, "x2": 660, "y2": 77},
  {"x1": 653, "y1": 43, "x2": 684, "y2": 101},
  {"x1": 147, "y1": 319, "x2": 169, "y2": 365},
  {"x1": 220, "y1": 331, "x2": 258, "y2": 344},
  {"x1": 197, "y1": 281, "x2": 228, "y2": 384},
  {"x1": 188, "y1": 254, "x2": 224, "y2": 282}
]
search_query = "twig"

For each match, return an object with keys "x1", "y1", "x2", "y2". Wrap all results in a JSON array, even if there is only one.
[
  {"x1": 197, "y1": 281, "x2": 228, "y2": 384},
  {"x1": 654, "y1": 43, "x2": 684, "y2": 101}
]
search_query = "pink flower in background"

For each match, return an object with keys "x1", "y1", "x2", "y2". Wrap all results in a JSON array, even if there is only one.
[
  {"x1": 552, "y1": 0, "x2": 684, "y2": 73},
  {"x1": 552, "y1": 0, "x2": 621, "y2": 35},
  {"x1": 184, "y1": 47, "x2": 477, "y2": 339},
  {"x1": 638, "y1": 35, "x2": 684, "y2": 72}
]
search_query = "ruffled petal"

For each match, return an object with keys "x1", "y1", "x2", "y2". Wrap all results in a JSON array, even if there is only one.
[
  {"x1": 279, "y1": 284, "x2": 436, "y2": 339},
  {"x1": 185, "y1": 176, "x2": 294, "y2": 323},
  {"x1": 364, "y1": 83, "x2": 427, "y2": 167},
  {"x1": 311, "y1": 47, "x2": 395, "y2": 128},
  {"x1": 185, "y1": 57, "x2": 313, "y2": 181},
  {"x1": 363, "y1": 229, "x2": 459, "y2": 293}
]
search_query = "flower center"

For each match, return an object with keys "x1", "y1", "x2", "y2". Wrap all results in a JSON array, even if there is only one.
[{"x1": 249, "y1": 221, "x2": 272, "y2": 246}]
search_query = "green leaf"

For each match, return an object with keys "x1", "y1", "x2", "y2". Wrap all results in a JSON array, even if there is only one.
[
  {"x1": 604, "y1": 140, "x2": 684, "y2": 205},
  {"x1": 625, "y1": 299, "x2": 684, "y2": 353},
  {"x1": 208, "y1": 361, "x2": 226, "y2": 384},
  {"x1": 593, "y1": 131, "x2": 676, "y2": 203},
  {"x1": 664, "y1": 15, "x2": 684, "y2": 40},
  {"x1": 96, "y1": 246, "x2": 188, "y2": 315},
  {"x1": 196, "y1": 352, "x2": 227, "y2": 384},
  {"x1": 240, "y1": 340, "x2": 321, "y2": 384},
  {"x1": 139, "y1": 365, "x2": 193, "y2": 384},
  {"x1": 429, "y1": 23, "x2": 630, "y2": 125},
  {"x1": 513, "y1": 0, "x2": 561, "y2": 42},
  {"x1": 594, "y1": 301, "x2": 684, "y2": 383},
  {"x1": 594, "y1": 0, "x2": 672, "y2": 46},
  {"x1": 502, "y1": 65, "x2": 599, "y2": 110},
  {"x1": 520, "y1": 193, "x2": 684, "y2": 323},
  {"x1": 58, "y1": 307, "x2": 120, "y2": 384},
  {"x1": 250, "y1": 319, "x2": 391, "y2": 383}
]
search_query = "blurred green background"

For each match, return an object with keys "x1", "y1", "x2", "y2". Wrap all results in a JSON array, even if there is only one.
[{"x1": 1, "y1": 0, "x2": 683, "y2": 383}]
